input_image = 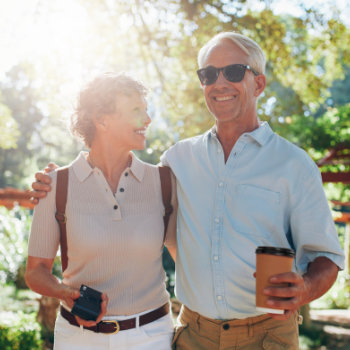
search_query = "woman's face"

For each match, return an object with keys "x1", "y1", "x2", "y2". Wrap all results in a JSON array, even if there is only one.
[{"x1": 103, "y1": 92, "x2": 151, "y2": 151}]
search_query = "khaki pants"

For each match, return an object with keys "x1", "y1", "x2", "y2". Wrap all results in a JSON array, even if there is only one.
[{"x1": 172, "y1": 305, "x2": 299, "y2": 350}]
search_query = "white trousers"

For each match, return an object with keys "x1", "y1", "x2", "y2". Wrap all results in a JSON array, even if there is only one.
[{"x1": 53, "y1": 307, "x2": 174, "y2": 350}]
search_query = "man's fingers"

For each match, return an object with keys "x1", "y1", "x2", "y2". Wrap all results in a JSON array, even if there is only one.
[
  {"x1": 44, "y1": 162, "x2": 59, "y2": 173},
  {"x1": 35, "y1": 171, "x2": 52, "y2": 184},
  {"x1": 264, "y1": 285, "x2": 297, "y2": 298},
  {"x1": 30, "y1": 197, "x2": 39, "y2": 205},
  {"x1": 269, "y1": 272, "x2": 303, "y2": 285}
]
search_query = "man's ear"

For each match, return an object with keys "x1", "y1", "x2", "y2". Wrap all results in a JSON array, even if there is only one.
[{"x1": 254, "y1": 74, "x2": 266, "y2": 97}]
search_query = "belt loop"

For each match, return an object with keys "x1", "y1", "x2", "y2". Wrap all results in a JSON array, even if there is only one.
[
  {"x1": 195, "y1": 313, "x2": 201, "y2": 332},
  {"x1": 248, "y1": 318, "x2": 253, "y2": 337},
  {"x1": 136, "y1": 315, "x2": 140, "y2": 329},
  {"x1": 80, "y1": 324, "x2": 84, "y2": 334}
]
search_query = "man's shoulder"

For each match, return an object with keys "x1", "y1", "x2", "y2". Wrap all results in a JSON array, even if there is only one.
[
  {"x1": 169, "y1": 132, "x2": 209, "y2": 151},
  {"x1": 271, "y1": 133, "x2": 318, "y2": 172}
]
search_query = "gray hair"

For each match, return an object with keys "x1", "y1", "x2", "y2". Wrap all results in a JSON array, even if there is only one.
[
  {"x1": 197, "y1": 32, "x2": 266, "y2": 74},
  {"x1": 70, "y1": 72, "x2": 148, "y2": 147}
]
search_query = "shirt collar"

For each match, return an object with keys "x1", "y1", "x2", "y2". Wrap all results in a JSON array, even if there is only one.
[
  {"x1": 129, "y1": 152, "x2": 145, "y2": 182},
  {"x1": 209, "y1": 121, "x2": 273, "y2": 147},
  {"x1": 72, "y1": 151, "x2": 94, "y2": 182},
  {"x1": 71, "y1": 151, "x2": 145, "y2": 183}
]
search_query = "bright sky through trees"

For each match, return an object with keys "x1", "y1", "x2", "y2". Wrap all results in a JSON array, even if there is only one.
[{"x1": 1, "y1": 0, "x2": 349, "y2": 77}]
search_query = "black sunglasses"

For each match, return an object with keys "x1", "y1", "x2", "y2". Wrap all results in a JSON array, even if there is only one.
[{"x1": 197, "y1": 64, "x2": 260, "y2": 85}]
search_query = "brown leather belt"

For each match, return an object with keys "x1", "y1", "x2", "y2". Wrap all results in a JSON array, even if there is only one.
[{"x1": 60, "y1": 303, "x2": 169, "y2": 334}]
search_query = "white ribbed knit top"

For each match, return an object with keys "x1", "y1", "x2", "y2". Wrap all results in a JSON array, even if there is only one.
[{"x1": 28, "y1": 151, "x2": 177, "y2": 316}]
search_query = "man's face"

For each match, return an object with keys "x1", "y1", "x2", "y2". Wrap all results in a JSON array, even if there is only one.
[{"x1": 201, "y1": 39, "x2": 265, "y2": 130}]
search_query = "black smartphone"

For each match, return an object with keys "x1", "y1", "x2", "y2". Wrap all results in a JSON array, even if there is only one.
[{"x1": 71, "y1": 284, "x2": 102, "y2": 321}]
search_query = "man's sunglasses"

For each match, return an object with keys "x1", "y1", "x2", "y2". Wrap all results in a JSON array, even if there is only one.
[{"x1": 197, "y1": 64, "x2": 260, "y2": 85}]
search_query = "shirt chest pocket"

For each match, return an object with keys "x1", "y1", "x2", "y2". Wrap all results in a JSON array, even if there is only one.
[
  {"x1": 227, "y1": 184, "x2": 282, "y2": 237},
  {"x1": 236, "y1": 184, "x2": 280, "y2": 204}
]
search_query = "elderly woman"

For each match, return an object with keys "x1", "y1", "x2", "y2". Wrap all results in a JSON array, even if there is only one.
[{"x1": 25, "y1": 73, "x2": 177, "y2": 350}]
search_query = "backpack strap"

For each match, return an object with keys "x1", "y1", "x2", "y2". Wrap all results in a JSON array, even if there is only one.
[
  {"x1": 158, "y1": 166, "x2": 173, "y2": 243},
  {"x1": 55, "y1": 167, "x2": 69, "y2": 272}
]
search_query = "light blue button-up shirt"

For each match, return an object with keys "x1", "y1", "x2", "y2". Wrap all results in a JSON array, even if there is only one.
[{"x1": 161, "y1": 122, "x2": 344, "y2": 320}]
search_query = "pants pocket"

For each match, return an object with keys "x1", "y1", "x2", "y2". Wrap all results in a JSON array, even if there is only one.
[
  {"x1": 172, "y1": 323, "x2": 189, "y2": 350},
  {"x1": 262, "y1": 333, "x2": 289, "y2": 350},
  {"x1": 140, "y1": 314, "x2": 174, "y2": 338}
]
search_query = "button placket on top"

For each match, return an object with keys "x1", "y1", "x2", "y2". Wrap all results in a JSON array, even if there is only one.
[
  {"x1": 211, "y1": 135, "x2": 248, "y2": 315},
  {"x1": 93, "y1": 168, "x2": 122, "y2": 221},
  {"x1": 211, "y1": 136, "x2": 227, "y2": 313},
  {"x1": 115, "y1": 169, "x2": 129, "y2": 204}
]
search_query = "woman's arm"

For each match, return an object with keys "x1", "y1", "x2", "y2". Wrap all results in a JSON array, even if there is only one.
[
  {"x1": 25, "y1": 256, "x2": 80, "y2": 306},
  {"x1": 25, "y1": 256, "x2": 108, "y2": 327}
]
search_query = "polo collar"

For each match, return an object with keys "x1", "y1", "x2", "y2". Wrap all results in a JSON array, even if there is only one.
[
  {"x1": 71, "y1": 151, "x2": 145, "y2": 183},
  {"x1": 72, "y1": 151, "x2": 94, "y2": 182},
  {"x1": 129, "y1": 152, "x2": 145, "y2": 182}
]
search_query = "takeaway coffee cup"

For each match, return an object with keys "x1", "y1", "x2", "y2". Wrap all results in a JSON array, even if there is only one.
[{"x1": 255, "y1": 246, "x2": 295, "y2": 314}]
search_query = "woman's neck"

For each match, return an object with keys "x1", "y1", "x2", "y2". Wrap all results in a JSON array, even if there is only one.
[{"x1": 88, "y1": 145, "x2": 131, "y2": 193}]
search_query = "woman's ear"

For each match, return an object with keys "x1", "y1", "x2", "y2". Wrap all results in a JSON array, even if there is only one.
[
  {"x1": 93, "y1": 114, "x2": 109, "y2": 131},
  {"x1": 254, "y1": 74, "x2": 266, "y2": 97}
]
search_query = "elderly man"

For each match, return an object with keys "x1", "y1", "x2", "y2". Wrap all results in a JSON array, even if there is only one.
[{"x1": 160, "y1": 32, "x2": 344, "y2": 349}]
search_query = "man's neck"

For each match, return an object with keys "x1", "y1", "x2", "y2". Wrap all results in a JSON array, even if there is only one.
[{"x1": 215, "y1": 119, "x2": 260, "y2": 162}]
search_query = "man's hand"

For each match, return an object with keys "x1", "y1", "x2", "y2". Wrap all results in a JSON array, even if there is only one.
[
  {"x1": 263, "y1": 271, "x2": 307, "y2": 320},
  {"x1": 263, "y1": 257, "x2": 339, "y2": 320},
  {"x1": 30, "y1": 163, "x2": 59, "y2": 204}
]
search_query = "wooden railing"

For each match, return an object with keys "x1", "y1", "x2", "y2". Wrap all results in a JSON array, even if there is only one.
[{"x1": 0, "y1": 188, "x2": 34, "y2": 209}]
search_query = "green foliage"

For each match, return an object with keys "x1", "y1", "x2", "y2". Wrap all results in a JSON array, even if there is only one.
[
  {"x1": 0, "y1": 311, "x2": 42, "y2": 350},
  {"x1": 298, "y1": 326, "x2": 329, "y2": 349},
  {"x1": 0, "y1": 0, "x2": 348, "y2": 171},
  {"x1": 312, "y1": 270, "x2": 350, "y2": 310},
  {"x1": 0, "y1": 284, "x2": 38, "y2": 315},
  {"x1": 276, "y1": 104, "x2": 350, "y2": 152},
  {"x1": 0, "y1": 99, "x2": 19, "y2": 150},
  {"x1": 0, "y1": 206, "x2": 32, "y2": 284},
  {"x1": 0, "y1": 64, "x2": 81, "y2": 188}
]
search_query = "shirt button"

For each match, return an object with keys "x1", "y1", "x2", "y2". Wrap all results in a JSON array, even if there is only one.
[
  {"x1": 213, "y1": 255, "x2": 219, "y2": 261},
  {"x1": 113, "y1": 205, "x2": 118, "y2": 210},
  {"x1": 223, "y1": 323, "x2": 230, "y2": 330},
  {"x1": 219, "y1": 182, "x2": 223, "y2": 187},
  {"x1": 120, "y1": 188, "x2": 125, "y2": 192},
  {"x1": 217, "y1": 149, "x2": 222, "y2": 153},
  {"x1": 217, "y1": 295, "x2": 222, "y2": 301},
  {"x1": 125, "y1": 172, "x2": 128, "y2": 176},
  {"x1": 215, "y1": 218, "x2": 219, "y2": 223}
]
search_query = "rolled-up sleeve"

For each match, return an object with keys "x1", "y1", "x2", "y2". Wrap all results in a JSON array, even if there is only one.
[
  {"x1": 28, "y1": 171, "x2": 60, "y2": 259},
  {"x1": 290, "y1": 162, "x2": 345, "y2": 273}
]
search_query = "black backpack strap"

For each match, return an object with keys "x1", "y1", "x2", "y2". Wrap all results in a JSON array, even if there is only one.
[
  {"x1": 55, "y1": 167, "x2": 69, "y2": 272},
  {"x1": 158, "y1": 166, "x2": 173, "y2": 243}
]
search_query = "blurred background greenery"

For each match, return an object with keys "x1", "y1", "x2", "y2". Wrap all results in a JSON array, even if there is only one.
[{"x1": 0, "y1": 0, "x2": 349, "y2": 349}]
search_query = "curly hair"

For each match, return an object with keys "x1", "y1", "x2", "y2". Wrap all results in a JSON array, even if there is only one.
[{"x1": 70, "y1": 72, "x2": 148, "y2": 147}]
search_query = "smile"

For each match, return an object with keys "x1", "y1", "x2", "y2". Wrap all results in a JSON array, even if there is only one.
[
  {"x1": 214, "y1": 95, "x2": 236, "y2": 101},
  {"x1": 135, "y1": 129, "x2": 146, "y2": 135}
]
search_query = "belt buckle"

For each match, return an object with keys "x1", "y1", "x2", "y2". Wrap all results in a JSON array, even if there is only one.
[{"x1": 104, "y1": 320, "x2": 120, "y2": 334}]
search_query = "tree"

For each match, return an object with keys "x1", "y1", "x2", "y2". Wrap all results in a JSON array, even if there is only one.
[{"x1": 0, "y1": 99, "x2": 19, "y2": 150}]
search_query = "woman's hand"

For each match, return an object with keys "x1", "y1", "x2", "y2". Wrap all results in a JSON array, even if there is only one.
[{"x1": 74, "y1": 293, "x2": 109, "y2": 327}]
